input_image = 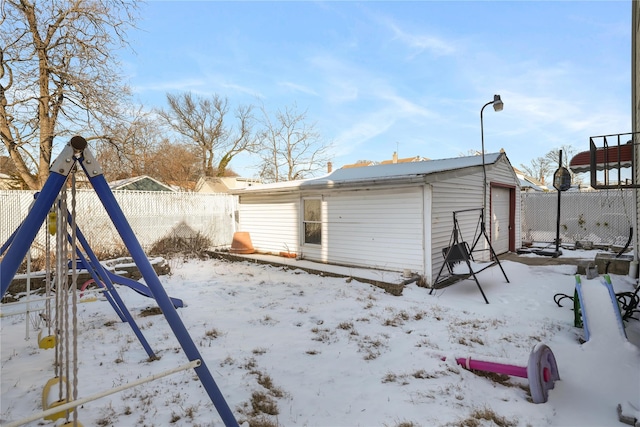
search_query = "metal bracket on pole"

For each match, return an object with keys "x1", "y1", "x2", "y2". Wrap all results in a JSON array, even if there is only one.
[
  {"x1": 50, "y1": 143, "x2": 79, "y2": 177},
  {"x1": 79, "y1": 145, "x2": 103, "y2": 177}
]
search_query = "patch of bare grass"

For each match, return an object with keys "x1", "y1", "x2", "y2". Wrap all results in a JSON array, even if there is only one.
[
  {"x1": 358, "y1": 334, "x2": 389, "y2": 360},
  {"x1": 310, "y1": 326, "x2": 336, "y2": 343},
  {"x1": 446, "y1": 406, "x2": 517, "y2": 427},
  {"x1": 237, "y1": 363, "x2": 288, "y2": 426},
  {"x1": 140, "y1": 306, "x2": 163, "y2": 317}
]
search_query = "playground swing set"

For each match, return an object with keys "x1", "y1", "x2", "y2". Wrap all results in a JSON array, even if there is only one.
[{"x1": 0, "y1": 136, "x2": 240, "y2": 427}]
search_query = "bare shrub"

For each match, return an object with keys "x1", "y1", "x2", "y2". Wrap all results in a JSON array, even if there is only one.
[{"x1": 149, "y1": 232, "x2": 212, "y2": 258}]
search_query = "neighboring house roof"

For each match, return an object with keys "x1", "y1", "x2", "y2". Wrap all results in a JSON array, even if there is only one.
[
  {"x1": 0, "y1": 172, "x2": 24, "y2": 190},
  {"x1": 232, "y1": 152, "x2": 516, "y2": 195},
  {"x1": 0, "y1": 173, "x2": 14, "y2": 190},
  {"x1": 195, "y1": 176, "x2": 261, "y2": 193},
  {"x1": 341, "y1": 161, "x2": 376, "y2": 168},
  {"x1": 342, "y1": 152, "x2": 430, "y2": 168},
  {"x1": 379, "y1": 155, "x2": 430, "y2": 165},
  {"x1": 517, "y1": 177, "x2": 546, "y2": 192},
  {"x1": 109, "y1": 176, "x2": 176, "y2": 192},
  {"x1": 512, "y1": 167, "x2": 548, "y2": 192}
]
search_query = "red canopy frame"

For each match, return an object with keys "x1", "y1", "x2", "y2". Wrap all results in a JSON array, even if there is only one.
[
  {"x1": 569, "y1": 143, "x2": 633, "y2": 173},
  {"x1": 569, "y1": 132, "x2": 639, "y2": 189}
]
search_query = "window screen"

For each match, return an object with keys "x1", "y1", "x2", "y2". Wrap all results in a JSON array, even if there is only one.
[{"x1": 303, "y1": 199, "x2": 321, "y2": 244}]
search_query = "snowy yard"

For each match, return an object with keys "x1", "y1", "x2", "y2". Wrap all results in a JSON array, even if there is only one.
[{"x1": 1, "y1": 254, "x2": 639, "y2": 426}]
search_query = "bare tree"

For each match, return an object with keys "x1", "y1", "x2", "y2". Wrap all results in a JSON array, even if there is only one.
[
  {"x1": 521, "y1": 145, "x2": 581, "y2": 186},
  {"x1": 545, "y1": 144, "x2": 576, "y2": 168},
  {"x1": 1, "y1": 0, "x2": 138, "y2": 189},
  {"x1": 546, "y1": 144, "x2": 582, "y2": 184},
  {"x1": 145, "y1": 139, "x2": 203, "y2": 190},
  {"x1": 95, "y1": 108, "x2": 166, "y2": 181},
  {"x1": 257, "y1": 104, "x2": 332, "y2": 183},
  {"x1": 157, "y1": 92, "x2": 256, "y2": 177},
  {"x1": 520, "y1": 157, "x2": 553, "y2": 185}
]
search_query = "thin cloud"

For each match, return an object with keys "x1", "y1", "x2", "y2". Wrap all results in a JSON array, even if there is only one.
[
  {"x1": 332, "y1": 112, "x2": 396, "y2": 157},
  {"x1": 132, "y1": 78, "x2": 206, "y2": 94},
  {"x1": 277, "y1": 81, "x2": 318, "y2": 96},
  {"x1": 308, "y1": 54, "x2": 361, "y2": 104},
  {"x1": 378, "y1": 91, "x2": 435, "y2": 120},
  {"x1": 390, "y1": 25, "x2": 457, "y2": 58},
  {"x1": 372, "y1": 11, "x2": 456, "y2": 58},
  {"x1": 219, "y1": 81, "x2": 263, "y2": 98}
]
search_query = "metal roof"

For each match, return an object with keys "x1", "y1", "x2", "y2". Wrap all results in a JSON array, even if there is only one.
[{"x1": 232, "y1": 152, "x2": 509, "y2": 194}]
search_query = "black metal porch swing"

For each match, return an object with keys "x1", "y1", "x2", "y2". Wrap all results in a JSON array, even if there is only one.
[{"x1": 430, "y1": 208, "x2": 509, "y2": 304}]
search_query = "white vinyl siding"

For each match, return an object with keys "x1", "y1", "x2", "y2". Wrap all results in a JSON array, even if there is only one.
[
  {"x1": 316, "y1": 187, "x2": 424, "y2": 272},
  {"x1": 428, "y1": 156, "x2": 520, "y2": 284},
  {"x1": 235, "y1": 153, "x2": 520, "y2": 285},
  {"x1": 237, "y1": 194, "x2": 300, "y2": 254},
  {"x1": 430, "y1": 173, "x2": 485, "y2": 282}
]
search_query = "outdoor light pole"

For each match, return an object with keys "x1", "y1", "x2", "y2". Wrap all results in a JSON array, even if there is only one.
[{"x1": 480, "y1": 94, "x2": 503, "y2": 226}]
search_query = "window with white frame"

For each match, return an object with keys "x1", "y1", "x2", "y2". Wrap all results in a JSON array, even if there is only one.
[{"x1": 303, "y1": 198, "x2": 321, "y2": 244}]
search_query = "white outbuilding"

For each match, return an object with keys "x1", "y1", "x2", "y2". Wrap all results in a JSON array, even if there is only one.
[{"x1": 231, "y1": 152, "x2": 521, "y2": 287}]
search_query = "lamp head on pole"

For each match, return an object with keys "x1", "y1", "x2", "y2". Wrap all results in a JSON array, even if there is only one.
[{"x1": 492, "y1": 94, "x2": 503, "y2": 112}]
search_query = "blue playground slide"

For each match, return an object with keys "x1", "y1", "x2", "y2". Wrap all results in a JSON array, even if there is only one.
[
  {"x1": 105, "y1": 270, "x2": 184, "y2": 308},
  {"x1": 574, "y1": 274, "x2": 627, "y2": 343}
]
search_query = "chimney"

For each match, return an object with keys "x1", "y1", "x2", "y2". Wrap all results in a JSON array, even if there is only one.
[
  {"x1": 327, "y1": 161, "x2": 333, "y2": 173},
  {"x1": 392, "y1": 151, "x2": 398, "y2": 164}
]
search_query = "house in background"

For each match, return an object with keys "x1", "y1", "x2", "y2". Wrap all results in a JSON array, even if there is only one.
[
  {"x1": 0, "y1": 173, "x2": 18, "y2": 190},
  {"x1": 0, "y1": 157, "x2": 25, "y2": 189},
  {"x1": 195, "y1": 176, "x2": 261, "y2": 193},
  {"x1": 109, "y1": 175, "x2": 176, "y2": 192},
  {"x1": 231, "y1": 152, "x2": 521, "y2": 287},
  {"x1": 341, "y1": 152, "x2": 429, "y2": 169},
  {"x1": 513, "y1": 167, "x2": 548, "y2": 192}
]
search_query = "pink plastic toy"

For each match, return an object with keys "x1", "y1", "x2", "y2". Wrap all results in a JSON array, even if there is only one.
[{"x1": 454, "y1": 343, "x2": 560, "y2": 404}]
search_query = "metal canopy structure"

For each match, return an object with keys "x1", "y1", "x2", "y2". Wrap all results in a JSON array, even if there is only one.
[{"x1": 569, "y1": 132, "x2": 639, "y2": 189}]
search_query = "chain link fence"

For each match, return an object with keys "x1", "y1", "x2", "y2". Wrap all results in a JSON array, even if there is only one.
[
  {"x1": 0, "y1": 190, "x2": 238, "y2": 263},
  {"x1": 521, "y1": 190, "x2": 635, "y2": 247}
]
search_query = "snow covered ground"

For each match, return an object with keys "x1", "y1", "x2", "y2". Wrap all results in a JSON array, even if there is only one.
[{"x1": 1, "y1": 251, "x2": 639, "y2": 427}]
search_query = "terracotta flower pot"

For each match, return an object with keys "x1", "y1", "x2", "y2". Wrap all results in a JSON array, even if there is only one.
[
  {"x1": 230, "y1": 232, "x2": 255, "y2": 254},
  {"x1": 279, "y1": 252, "x2": 296, "y2": 258}
]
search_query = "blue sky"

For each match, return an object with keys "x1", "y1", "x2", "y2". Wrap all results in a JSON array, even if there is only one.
[{"x1": 120, "y1": 1, "x2": 632, "y2": 179}]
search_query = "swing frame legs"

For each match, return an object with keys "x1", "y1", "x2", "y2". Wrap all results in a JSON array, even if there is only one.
[{"x1": 0, "y1": 137, "x2": 239, "y2": 427}]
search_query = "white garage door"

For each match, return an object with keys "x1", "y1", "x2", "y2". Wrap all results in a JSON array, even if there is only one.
[{"x1": 491, "y1": 187, "x2": 510, "y2": 255}]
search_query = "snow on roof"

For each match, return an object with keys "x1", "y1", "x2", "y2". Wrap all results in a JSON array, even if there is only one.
[
  {"x1": 234, "y1": 152, "x2": 506, "y2": 194},
  {"x1": 513, "y1": 168, "x2": 547, "y2": 192},
  {"x1": 518, "y1": 178, "x2": 545, "y2": 191}
]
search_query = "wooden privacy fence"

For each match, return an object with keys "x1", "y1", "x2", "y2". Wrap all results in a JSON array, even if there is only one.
[{"x1": 0, "y1": 190, "x2": 238, "y2": 259}]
